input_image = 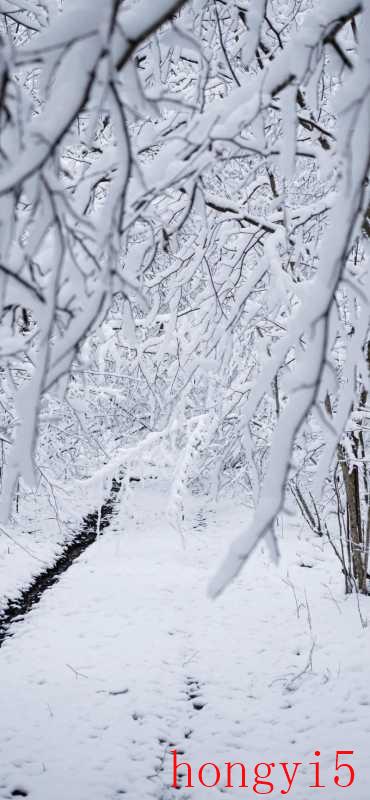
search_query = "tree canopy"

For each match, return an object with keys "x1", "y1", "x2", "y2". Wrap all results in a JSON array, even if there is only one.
[{"x1": 0, "y1": 0, "x2": 369, "y2": 594}]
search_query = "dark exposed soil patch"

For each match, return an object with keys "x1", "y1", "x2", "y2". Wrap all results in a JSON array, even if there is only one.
[{"x1": 0, "y1": 477, "x2": 122, "y2": 649}]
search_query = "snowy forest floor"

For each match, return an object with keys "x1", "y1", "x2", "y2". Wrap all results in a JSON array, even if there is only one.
[
  {"x1": 0, "y1": 487, "x2": 89, "y2": 612},
  {"x1": 0, "y1": 480, "x2": 369, "y2": 800}
]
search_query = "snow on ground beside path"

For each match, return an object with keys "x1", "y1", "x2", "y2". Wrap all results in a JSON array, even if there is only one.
[
  {"x1": 0, "y1": 490, "x2": 73, "y2": 613},
  {"x1": 0, "y1": 482, "x2": 102, "y2": 613},
  {"x1": 0, "y1": 481, "x2": 369, "y2": 800}
]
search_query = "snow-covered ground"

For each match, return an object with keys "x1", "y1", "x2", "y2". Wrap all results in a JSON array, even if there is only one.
[
  {"x1": 0, "y1": 481, "x2": 102, "y2": 613},
  {"x1": 0, "y1": 481, "x2": 369, "y2": 799}
]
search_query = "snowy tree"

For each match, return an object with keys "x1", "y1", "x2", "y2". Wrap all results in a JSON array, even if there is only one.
[
  {"x1": 1, "y1": 0, "x2": 370, "y2": 596},
  {"x1": 0, "y1": 0, "x2": 188, "y2": 518}
]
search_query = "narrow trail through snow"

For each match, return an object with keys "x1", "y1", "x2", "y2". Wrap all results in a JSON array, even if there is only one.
[{"x1": 0, "y1": 483, "x2": 369, "y2": 800}]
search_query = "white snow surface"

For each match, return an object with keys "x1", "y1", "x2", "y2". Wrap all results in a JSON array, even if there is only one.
[
  {"x1": 0, "y1": 488, "x2": 86, "y2": 612},
  {"x1": 0, "y1": 481, "x2": 369, "y2": 799}
]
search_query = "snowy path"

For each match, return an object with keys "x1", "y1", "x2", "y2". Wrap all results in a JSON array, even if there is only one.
[{"x1": 0, "y1": 484, "x2": 369, "y2": 799}]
